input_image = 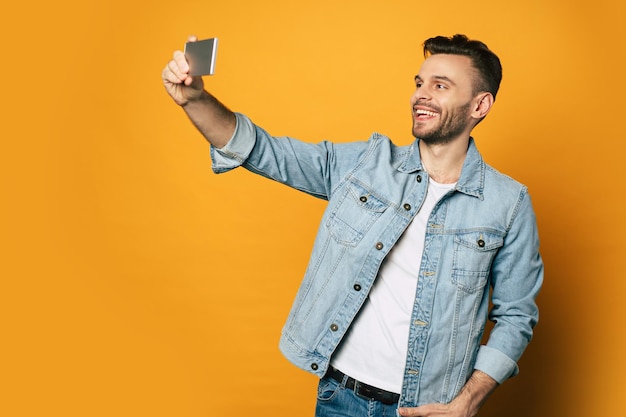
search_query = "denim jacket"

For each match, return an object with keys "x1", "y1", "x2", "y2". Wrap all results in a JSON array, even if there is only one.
[{"x1": 211, "y1": 113, "x2": 543, "y2": 407}]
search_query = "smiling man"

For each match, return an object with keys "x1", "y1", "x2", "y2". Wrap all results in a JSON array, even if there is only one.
[{"x1": 162, "y1": 34, "x2": 543, "y2": 417}]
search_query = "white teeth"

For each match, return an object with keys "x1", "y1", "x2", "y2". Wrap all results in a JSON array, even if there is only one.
[{"x1": 415, "y1": 109, "x2": 438, "y2": 117}]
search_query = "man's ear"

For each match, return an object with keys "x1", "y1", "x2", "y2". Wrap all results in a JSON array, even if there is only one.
[{"x1": 471, "y1": 92, "x2": 494, "y2": 120}]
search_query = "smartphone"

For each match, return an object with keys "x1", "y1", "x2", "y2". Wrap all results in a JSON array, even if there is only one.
[{"x1": 184, "y1": 38, "x2": 218, "y2": 76}]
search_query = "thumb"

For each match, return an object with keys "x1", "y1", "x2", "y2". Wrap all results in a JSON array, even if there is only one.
[{"x1": 184, "y1": 73, "x2": 205, "y2": 90}]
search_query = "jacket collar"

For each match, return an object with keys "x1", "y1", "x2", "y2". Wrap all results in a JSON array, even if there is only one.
[{"x1": 399, "y1": 138, "x2": 485, "y2": 200}]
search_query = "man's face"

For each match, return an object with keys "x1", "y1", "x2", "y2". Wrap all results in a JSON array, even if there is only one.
[{"x1": 411, "y1": 54, "x2": 479, "y2": 145}]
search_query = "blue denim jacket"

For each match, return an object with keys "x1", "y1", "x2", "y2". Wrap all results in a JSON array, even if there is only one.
[{"x1": 211, "y1": 113, "x2": 543, "y2": 407}]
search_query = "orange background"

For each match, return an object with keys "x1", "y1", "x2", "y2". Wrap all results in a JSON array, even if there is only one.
[{"x1": 2, "y1": 0, "x2": 624, "y2": 416}]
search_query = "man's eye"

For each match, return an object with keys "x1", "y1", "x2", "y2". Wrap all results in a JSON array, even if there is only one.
[{"x1": 436, "y1": 84, "x2": 447, "y2": 89}]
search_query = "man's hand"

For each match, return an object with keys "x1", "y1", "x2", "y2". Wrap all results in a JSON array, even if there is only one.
[
  {"x1": 398, "y1": 371, "x2": 498, "y2": 417},
  {"x1": 162, "y1": 35, "x2": 205, "y2": 106},
  {"x1": 161, "y1": 35, "x2": 236, "y2": 148}
]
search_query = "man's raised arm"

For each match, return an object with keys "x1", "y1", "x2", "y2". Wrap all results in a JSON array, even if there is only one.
[{"x1": 161, "y1": 36, "x2": 236, "y2": 149}]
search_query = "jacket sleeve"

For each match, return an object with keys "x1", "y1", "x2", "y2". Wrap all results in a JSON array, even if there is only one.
[
  {"x1": 210, "y1": 113, "x2": 258, "y2": 174},
  {"x1": 210, "y1": 113, "x2": 369, "y2": 200},
  {"x1": 473, "y1": 188, "x2": 544, "y2": 383}
]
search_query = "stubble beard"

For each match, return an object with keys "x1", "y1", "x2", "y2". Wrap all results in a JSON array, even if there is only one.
[{"x1": 412, "y1": 102, "x2": 472, "y2": 146}]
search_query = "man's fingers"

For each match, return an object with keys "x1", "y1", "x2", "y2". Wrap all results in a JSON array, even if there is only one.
[
  {"x1": 398, "y1": 404, "x2": 449, "y2": 417},
  {"x1": 172, "y1": 50, "x2": 190, "y2": 74},
  {"x1": 162, "y1": 61, "x2": 184, "y2": 84},
  {"x1": 163, "y1": 52, "x2": 192, "y2": 84},
  {"x1": 398, "y1": 408, "x2": 420, "y2": 417}
]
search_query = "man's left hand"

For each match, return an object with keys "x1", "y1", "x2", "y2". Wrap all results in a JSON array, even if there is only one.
[{"x1": 398, "y1": 370, "x2": 498, "y2": 417}]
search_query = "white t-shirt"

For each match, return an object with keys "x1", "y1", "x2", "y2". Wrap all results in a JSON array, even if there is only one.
[{"x1": 330, "y1": 178, "x2": 455, "y2": 393}]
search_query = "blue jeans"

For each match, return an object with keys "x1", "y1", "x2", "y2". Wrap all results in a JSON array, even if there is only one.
[{"x1": 315, "y1": 376, "x2": 399, "y2": 417}]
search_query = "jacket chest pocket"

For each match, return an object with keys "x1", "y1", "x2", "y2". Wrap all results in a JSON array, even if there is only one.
[
  {"x1": 452, "y1": 231, "x2": 504, "y2": 292},
  {"x1": 326, "y1": 181, "x2": 388, "y2": 247}
]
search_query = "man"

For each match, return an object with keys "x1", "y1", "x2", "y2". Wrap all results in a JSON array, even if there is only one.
[{"x1": 162, "y1": 34, "x2": 543, "y2": 417}]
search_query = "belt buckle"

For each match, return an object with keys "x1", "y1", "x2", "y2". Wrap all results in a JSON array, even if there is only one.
[
  {"x1": 353, "y1": 380, "x2": 380, "y2": 403},
  {"x1": 352, "y1": 380, "x2": 370, "y2": 401}
]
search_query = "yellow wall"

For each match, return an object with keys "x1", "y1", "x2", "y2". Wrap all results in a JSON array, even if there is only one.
[{"x1": 2, "y1": 0, "x2": 624, "y2": 416}]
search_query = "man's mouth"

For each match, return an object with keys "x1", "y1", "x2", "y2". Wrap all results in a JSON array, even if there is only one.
[{"x1": 414, "y1": 108, "x2": 440, "y2": 119}]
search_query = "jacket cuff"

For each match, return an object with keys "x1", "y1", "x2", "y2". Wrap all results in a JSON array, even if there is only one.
[
  {"x1": 210, "y1": 112, "x2": 256, "y2": 173},
  {"x1": 473, "y1": 345, "x2": 519, "y2": 384}
]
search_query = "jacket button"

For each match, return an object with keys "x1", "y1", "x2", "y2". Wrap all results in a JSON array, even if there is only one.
[
  {"x1": 403, "y1": 203, "x2": 411, "y2": 211},
  {"x1": 360, "y1": 196, "x2": 368, "y2": 203},
  {"x1": 330, "y1": 324, "x2": 339, "y2": 332},
  {"x1": 416, "y1": 175, "x2": 422, "y2": 183},
  {"x1": 311, "y1": 363, "x2": 319, "y2": 371},
  {"x1": 375, "y1": 242, "x2": 384, "y2": 250},
  {"x1": 354, "y1": 284, "x2": 362, "y2": 291},
  {"x1": 477, "y1": 239, "x2": 485, "y2": 248}
]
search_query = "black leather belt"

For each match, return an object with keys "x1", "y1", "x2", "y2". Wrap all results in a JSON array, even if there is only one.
[{"x1": 325, "y1": 367, "x2": 400, "y2": 405}]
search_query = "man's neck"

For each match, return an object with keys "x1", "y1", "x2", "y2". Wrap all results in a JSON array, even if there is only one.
[{"x1": 418, "y1": 137, "x2": 470, "y2": 184}]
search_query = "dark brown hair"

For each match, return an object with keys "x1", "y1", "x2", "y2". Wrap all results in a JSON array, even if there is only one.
[{"x1": 423, "y1": 34, "x2": 503, "y2": 100}]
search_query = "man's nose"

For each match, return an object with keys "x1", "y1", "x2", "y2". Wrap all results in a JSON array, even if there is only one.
[{"x1": 411, "y1": 88, "x2": 431, "y2": 104}]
